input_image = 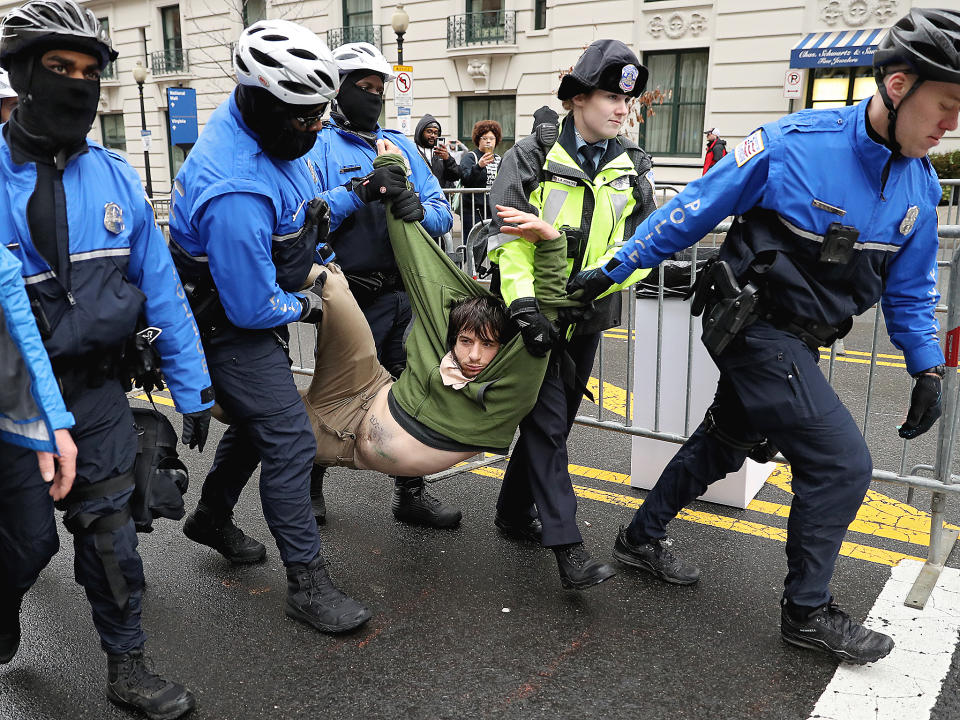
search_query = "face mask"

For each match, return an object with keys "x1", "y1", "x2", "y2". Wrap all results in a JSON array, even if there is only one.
[
  {"x1": 336, "y1": 79, "x2": 383, "y2": 132},
  {"x1": 236, "y1": 85, "x2": 317, "y2": 161},
  {"x1": 12, "y1": 58, "x2": 99, "y2": 149}
]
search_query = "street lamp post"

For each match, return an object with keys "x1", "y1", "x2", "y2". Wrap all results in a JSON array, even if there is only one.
[
  {"x1": 132, "y1": 61, "x2": 154, "y2": 199},
  {"x1": 391, "y1": 4, "x2": 410, "y2": 65}
]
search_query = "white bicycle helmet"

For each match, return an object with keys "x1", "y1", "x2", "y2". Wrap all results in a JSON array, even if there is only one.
[
  {"x1": 0, "y1": 68, "x2": 17, "y2": 98},
  {"x1": 234, "y1": 20, "x2": 339, "y2": 105},
  {"x1": 331, "y1": 42, "x2": 395, "y2": 82}
]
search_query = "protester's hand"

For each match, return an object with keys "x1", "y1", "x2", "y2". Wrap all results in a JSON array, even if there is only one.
[
  {"x1": 37, "y1": 428, "x2": 77, "y2": 500},
  {"x1": 376, "y1": 138, "x2": 403, "y2": 156},
  {"x1": 496, "y1": 205, "x2": 560, "y2": 243},
  {"x1": 478, "y1": 152, "x2": 495, "y2": 168},
  {"x1": 567, "y1": 266, "x2": 615, "y2": 304},
  {"x1": 434, "y1": 144, "x2": 449, "y2": 160},
  {"x1": 182, "y1": 409, "x2": 212, "y2": 452},
  {"x1": 898, "y1": 368, "x2": 943, "y2": 439},
  {"x1": 298, "y1": 270, "x2": 327, "y2": 324},
  {"x1": 509, "y1": 297, "x2": 559, "y2": 358},
  {"x1": 352, "y1": 164, "x2": 408, "y2": 203},
  {"x1": 391, "y1": 189, "x2": 425, "y2": 222}
]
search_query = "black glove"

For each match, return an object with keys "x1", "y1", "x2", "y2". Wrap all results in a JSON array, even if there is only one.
[
  {"x1": 298, "y1": 270, "x2": 327, "y2": 324},
  {"x1": 898, "y1": 367, "x2": 944, "y2": 439},
  {"x1": 351, "y1": 165, "x2": 408, "y2": 203},
  {"x1": 566, "y1": 265, "x2": 616, "y2": 304},
  {"x1": 182, "y1": 409, "x2": 211, "y2": 452},
  {"x1": 391, "y1": 189, "x2": 425, "y2": 222},
  {"x1": 509, "y1": 297, "x2": 559, "y2": 358},
  {"x1": 556, "y1": 304, "x2": 596, "y2": 328},
  {"x1": 304, "y1": 197, "x2": 331, "y2": 244}
]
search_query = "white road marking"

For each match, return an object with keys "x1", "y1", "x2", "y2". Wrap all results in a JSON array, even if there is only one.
[{"x1": 809, "y1": 559, "x2": 960, "y2": 720}]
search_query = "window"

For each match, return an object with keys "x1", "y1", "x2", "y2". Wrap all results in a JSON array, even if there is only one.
[
  {"x1": 165, "y1": 110, "x2": 188, "y2": 180},
  {"x1": 100, "y1": 114, "x2": 126, "y2": 152},
  {"x1": 639, "y1": 49, "x2": 708, "y2": 157},
  {"x1": 534, "y1": 0, "x2": 546, "y2": 30},
  {"x1": 805, "y1": 66, "x2": 875, "y2": 109},
  {"x1": 465, "y1": 0, "x2": 505, "y2": 44},
  {"x1": 343, "y1": 0, "x2": 372, "y2": 27},
  {"x1": 458, "y1": 95, "x2": 515, "y2": 154},
  {"x1": 158, "y1": 6, "x2": 185, "y2": 73},
  {"x1": 97, "y1": 18, "x2": 116, "y2": 79},
  {"x1": 242, "y1": 0, "x2": 266, "y2": 27}
]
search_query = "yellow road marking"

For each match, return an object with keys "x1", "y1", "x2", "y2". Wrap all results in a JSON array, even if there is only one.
[{"x1": 131, "y1": 392, "x2": 176, "y2": 407}]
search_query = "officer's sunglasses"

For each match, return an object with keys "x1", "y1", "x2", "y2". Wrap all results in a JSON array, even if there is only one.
[{"x1": 292, "y1": 105, "x2": 328, "y2": 128}]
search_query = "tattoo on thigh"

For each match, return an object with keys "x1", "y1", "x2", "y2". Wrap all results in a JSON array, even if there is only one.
[{"x1": 367, "y1": 414, "x2": 397, "y2": 462}]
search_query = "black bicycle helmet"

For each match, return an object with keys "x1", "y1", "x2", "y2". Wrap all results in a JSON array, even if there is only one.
[
  {"x1": 0, "y1": 0, "x2": 117, "y2": 69},
  {"x1": 873, "y1": 8, "x2": 960, "y2": 85}
]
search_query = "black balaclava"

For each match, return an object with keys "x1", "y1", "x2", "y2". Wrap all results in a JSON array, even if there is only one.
[
  {"x1": 235, "y1": 85, "x2": 317, "y2": 161},
  {"x1": 7, "y1": 47, "x2": 100, "y2": 151},
  {"x1": 335, "y1": 70, "x2": 383, "y2": 133}
]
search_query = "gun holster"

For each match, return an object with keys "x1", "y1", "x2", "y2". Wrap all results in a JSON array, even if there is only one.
[
  {"x1": 691, "y1": 260, "x2": 759, "y2": 356},
  {"x1": 182, "y1": 279, "x2": 228, "y2": 339},
  {"x1": 121, "y1": 320, "x2": 165, "y2": 395}
]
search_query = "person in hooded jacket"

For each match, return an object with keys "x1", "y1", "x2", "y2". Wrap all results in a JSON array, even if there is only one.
[
  {"x1": 0, "y1": 2, "x2": 213, "y2": 717},
  {"x1": 168, "y1": 20, "x2": 372, "y2": 639},
  {"x1": 304, "y1": 41, "x2": 461, "y2": 530},
  {"x1": 701, "y1": 127, "x2": 727, "y2": 175},
  {"x1": 415, "y1": 113, "x2": 459, "y2": 189}
]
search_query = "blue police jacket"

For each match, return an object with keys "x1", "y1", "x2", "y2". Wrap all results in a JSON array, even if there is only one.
[
  {"x1": 309, "y1": 119, "x2": 452, "y2": 275},
  {"x1": 170, "y1": 91, "x2": 319, "y2": 330},
  {"x1": 0, "y1": 244, "x2": 74, "y2": 452},
  {"x1": 0, "y1": 136, "x2": 213, "y2": 415},
  {"x1": 605, "y1": 99, "x2": 944, "y2": 376}
]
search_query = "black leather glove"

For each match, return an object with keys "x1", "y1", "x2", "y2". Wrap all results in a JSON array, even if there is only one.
[
  {"x1": 566, "y1": 265, "x2": 616, "y2": 304},
  {"x1": 898, "y1": 366, "x2": 944, "y2": 439},
  {"x1": 509, "y1": 297, "x2": 559, "y2": 358},
  {"x1": 391, "y1": 189, "x2": 425, "y2": 222},
  {"x1": 182, "y1": 409, "x2": 211, "y2": 452},
  {"x1": 351, "y1": 165, "x2": 408, "y2": 203},
  {"x1": 298, "y1": 270, "x2": 327, "y2": 324},
  {"x1": 304, "y1": 197, "x2": 330, "y2": 244}
]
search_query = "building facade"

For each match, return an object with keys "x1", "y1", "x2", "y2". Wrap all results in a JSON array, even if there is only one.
[{"x1": 1, "y1": 0, "x2": 952, "y2": 195}]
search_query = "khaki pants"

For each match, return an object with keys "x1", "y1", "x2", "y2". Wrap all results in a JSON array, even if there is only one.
[{"x1": 301, "y1": 264, "x2": 393, "y2": 467}]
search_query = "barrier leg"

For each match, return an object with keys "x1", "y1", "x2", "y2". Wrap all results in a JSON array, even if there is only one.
[{"x1": 905, "y1": 491, "x2": 959, "y2": 609}]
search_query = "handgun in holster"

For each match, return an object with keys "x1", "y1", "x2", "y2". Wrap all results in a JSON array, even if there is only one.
[{"x1": 690, "y1": 260, "x2": 759, "y2": 356}]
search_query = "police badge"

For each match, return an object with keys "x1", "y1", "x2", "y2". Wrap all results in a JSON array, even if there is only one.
[
  {"x1": 619, "y1": 64, "x2": 639, "y2": 93},
  {"x1": 899, "y1": 205, "x2": 919, "y2": 235},
  {"x1": 104, "y1": 202, "x2": 125, "y2": 234}
]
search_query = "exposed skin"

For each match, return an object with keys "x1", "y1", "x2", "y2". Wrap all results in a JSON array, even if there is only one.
[
  {"x1": 290, "y1": 103, "x2": 326, "y2": 133},
  {"x1": 452, "y1": 328, "x2": 500, "y2": 378},
  {"x1": 867, "y1": 72, "x2": 960, "y2": 158},
  {"x1": 354, "y1": 72, "x2": 384, "y2": 97},
  {"x1": 0, "y1": 97, "x2": 17, "y2": 123},
  {"x1": 41, "y1": 48, "x2": 100, "y2": 80},
  {"x1": 36, "y1": 428, "x2": 77, "y2": 500},
  {"x1": 571, "y1": 88, "x2": 630, "y2": 143},
  {"x1": 494, "y1": 204, "x2": 561, "y2": 243},
  {"x1": 421, "y1": 124, "x2": 449, "y2": 159},
  {"x1": 705, "y1": 130, "x2": 718, "y2": 144},
  {"x1": 476, "y1": 131, "x2": 497, "y2": 167}
]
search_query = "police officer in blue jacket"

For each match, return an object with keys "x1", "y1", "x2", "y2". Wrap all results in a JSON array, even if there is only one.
[
  {"x1": 170, "y1": 20, "x2": 372, "y2": 636},
  {"x1": 0, "y1": 2, "x2": 213, "y2": 716},
  {"x1": 306, "y1": 42, "x2": 461, "y2": 529},
  {"x1": 569, "y1": 7, "x2": 960, "y2": 665}
]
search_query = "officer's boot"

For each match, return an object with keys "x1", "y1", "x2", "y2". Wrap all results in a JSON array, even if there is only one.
[
  {"x1": 553, "y1": 542, "x2": 617, "y2": 590},
  {"x1": 391, "y1": 475, "x2": 462, "y2": 529},
  {"x1": 285, "y1": 553, "x2": 372, "y2": 633},
  {"x1": 310, "y1": 464, "x2": 327, "y2": 526},
  {"x1": 0, "y1": 592, "x2": 23, "y2": 664},
  {"x1": 105, "y1": 649, "x2": 196, "y2": 720},
  {"x1": 182, "y1": 501, "x2": 266, "y2": 564}
]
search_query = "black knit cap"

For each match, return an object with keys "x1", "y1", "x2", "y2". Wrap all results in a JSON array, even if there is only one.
[{"x1": 558, "y1": 39, "x2": 647, "y2": 100}]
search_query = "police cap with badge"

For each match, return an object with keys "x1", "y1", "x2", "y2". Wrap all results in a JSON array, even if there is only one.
[{"x1": 557, "y1": 39, "x2": 648, "y2": 100}]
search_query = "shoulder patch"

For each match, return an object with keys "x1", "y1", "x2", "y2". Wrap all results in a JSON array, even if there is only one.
[{"x1": 735, "y1": 130, "x2": 765, "y2": 167}]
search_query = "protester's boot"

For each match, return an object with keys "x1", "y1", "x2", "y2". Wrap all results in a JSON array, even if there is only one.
[
  {"x1": 105, "y1": 649, "x2": 196, "y2": 720},
  {"x1": 310, "y1": 464, "x2": 327, "y2": 526},
  {"x1": 0, "y1": 592, "x2": 23, "y2": 664},
  {"x1": 612, "y1": 525, "x2": 700, "y2": 585},
  {"x1": 391, "y1": 475, "x2": 462, "y2": 528},
  {"x1": 553, "y1": 542, "x2": 617, "y2": 590},
  {"x1": 781, "y1": 600, "x2": 895, "y2": 664},
  {"x1": 285, "y1": 553, "x2": 372, "y2": 633},
  {"x1": 182, "y1": 502, "x2": 266, "y2": 564}
]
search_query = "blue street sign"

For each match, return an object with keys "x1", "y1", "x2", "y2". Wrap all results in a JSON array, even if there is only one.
[{"x1": 167, "y1": 87, "x2": 198, "y2": 145}]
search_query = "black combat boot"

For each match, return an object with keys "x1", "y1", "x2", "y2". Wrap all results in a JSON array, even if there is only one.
[
  {"x1": 0, "y1": 592, "x2": 23, "y2": 664},
  {"x1": 391, "y1": 476, "x2": 462, "y2": 528},
  {"x1": 612, "y1": 525, "x2": 701, "y2": 585},
  {"x1": 105, "y1": 649, "x2": 196, "y2": 720},
  {"x1": 182, "y1": 502, "x2": 266, "y2": 564},
  {"x1": 285, "y1": 554, "x2": 372, "y2": 633},
  {"x1": 781, "y1": 600, "x2": 895, "y2": 664},
  {"x1": 310, "y1": 464, "x2": 327, "y2": 526},
  {"x1": 553, "y1": 542, "x2": 617, "y2": 590},
  {"x1": 494, "y1": 513, "x2": 543, "y2": 543}
]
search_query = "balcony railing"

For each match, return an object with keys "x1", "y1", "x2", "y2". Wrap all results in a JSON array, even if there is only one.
[
  {"x1": 151, "y1": 48, "x2": 188, "y2": 75},
  {"x1": 447, "y1": 10, "x2": 515, "y2": 49},
  {"x1": 326, "y1": 25, "x2": 381, "y2": 50}
]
